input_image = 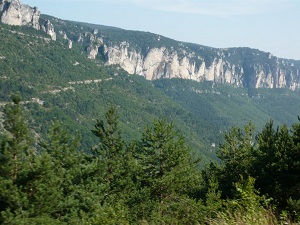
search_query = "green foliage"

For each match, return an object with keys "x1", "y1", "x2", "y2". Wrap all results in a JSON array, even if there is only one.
[
  {"x1": 228, "y1": 177, "x2": 267, "y2": 213},
  {"x1": 209, "y1": 209, "x2": 279, "y2": 225},
  {"x1": 1, "y1": 19, "x2": 300, "y2": 223},
  {"x1": 252, "y1": 120, "x2": 300, "y2": 212},
  {"x1": 91, "y1": 106, "x2": 129, "y2": 198},
  {"x1": 0, "y1": 95, "x2": 33, "y2": 182},
  {"x1": 215, "y1": 122, "x2": 255, "y2": 198},
  {"x1": 209, "y1": 177, "x2": 275, "y2": 225},
  {"x1": 92, "y1": 106, "x2": 123, "y2": 160},
  {"x1": 135, "y1": 119, "x2": 202, "y2": 223},
  {"x1": 204, "y1": 177, "x2": 223, "y2": 219},
  {"x1": 0, "y1": 97, "x2": 32, "y2": 223},
  {"x1": 218, "y1": 122, "x2": 255, "y2": 176},
  {"x1": 0, "y1": 97, "x2": 61, "y2": 223},
  {"x1": 203, "y1": 117, "x2": 300, "y2": 223},
  {"x1": 2, "y1": 22, "x2": 300, "y2": 165},
  {"x1": 1, "y1": 98, "x2": 300, "y2": 223}
]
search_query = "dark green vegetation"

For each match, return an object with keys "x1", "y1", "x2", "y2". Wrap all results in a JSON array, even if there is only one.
[
  {"x1": 0, "y1": 19, "x2": 300, "y2": 224},
  {"x1": 1, "y1": 23, "x2": 300, "y2": 163},
  {"x1": 0, "y1": 99, "x2": 299, "y2": 224}
]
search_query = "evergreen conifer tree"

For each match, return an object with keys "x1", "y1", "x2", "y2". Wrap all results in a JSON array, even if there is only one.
[
  {"x1": 216, "y1": 122, "x2": 255, "y2": 197},
  {"x1": 136, "y1": 119, "x2": 201, "y2": 223},
  {"x1": 92, "y1": 107, "x2": 125, "y2": 188},
  {"x1": 0, "y1": 95, "x2": 34, "y2": 222}
]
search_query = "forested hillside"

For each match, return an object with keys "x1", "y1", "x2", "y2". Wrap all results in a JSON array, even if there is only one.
[
  {"x1": 0, "y1": 23, "x2": 212, "y2": 159},
  {"x1": 0, "y1": 7, "x2": 300, "y2": 223},
  {"x1": 1, "y1": 23, "x2": 300, "y2": 163},
  {"x1": 0, "y1": 98, "x2": 299, "y2": 224}
]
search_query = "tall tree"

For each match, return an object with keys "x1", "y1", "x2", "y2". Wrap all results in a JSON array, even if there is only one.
[
  {"x1": 39, "y1": 121, "x2": 83, "y2": 221},
  {"x1": 136, "y1": 119, "x2": 201, "y2": 223},
  {"x1": 0, "y1": 95, "x2": 33, "y2": 182},
  {"x1": 0, "y1": 95, "x2": 35, "y2": 222},
  {"x1": 91, "y1": 106, "x2": 126, "y2": 194},
  {"x1": 254, "y1": 120, "x2": 299, "y2": 211},
  {"x1": 289, "y1": 121, "x2": 300, "y2": 201},
  {"x1": 216, "y1": 122, "x2": 255, "y2": 197},
  {"x1": 90, "y1": 106, "x2": 132, "y2": 223}
]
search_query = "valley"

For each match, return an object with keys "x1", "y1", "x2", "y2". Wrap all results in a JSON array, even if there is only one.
[{"x1": 0, "y1": 0, "x2": 300, "y2": 223}]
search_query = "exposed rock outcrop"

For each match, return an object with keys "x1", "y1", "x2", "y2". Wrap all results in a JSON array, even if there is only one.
[
  {"x1": 0, "y1": 0, "x2": 40, "y2": 28},
  {"x1": 72, "y1": 27, "x2": 300, "y2": 90},
  {"x1": 99, "y1": 42, "x2": 300, "y2": 90},
  {"x1": 0, "y1": 0, "x2": 56, "y2": 40},
  {"x1": 2, "y1": 1, "x2": 299, "y2": 90},
  {"x1": 86, "y1": 34, "x2": 103, "y2": 59},
  {"x1": 59, "y1": 30, "x2": 72, "y2": 48},
  {"x1": 39, "y1": 18, "x2": 56, "y2": 41}
]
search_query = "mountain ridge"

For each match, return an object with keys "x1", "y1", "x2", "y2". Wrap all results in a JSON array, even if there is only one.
[
  {"x1": 1, "y1": 8, "x2": 300, "y2": 163},
  {"x1": 1, "y1": 0, "x2": 300, "y2": 90},
  {"x1": 45, "y1": 15, "x2": 300, "y2": 90}
]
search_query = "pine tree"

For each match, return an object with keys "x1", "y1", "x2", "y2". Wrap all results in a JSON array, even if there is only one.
[
  {"x1": 39, "y1": 121, "x2": 84, "y2": 222},
  {"x1": 136, "y1": 119, "x2": 201, "y2": 223},
  {"x1": 0, "y1": 95, "x2": 35, "y2": 222},
  {"x1": 0, "y1": 94, "x2": 33, "y2": 182},
  {"x1": 254, "y1": 120, "x2": 300, "y2": 214},
  {"x1": 216, "y1": 122, "x2": 255, "y2": 198},
  {"x1": 289, "y1": 121, "x2": 300, "y2": 201},
  {"x1": 92, "y1": 106, "x2": 125, "y2": 189},
  {"x1": 90, "y1": 106, "x2": 131, "y2": 222}
]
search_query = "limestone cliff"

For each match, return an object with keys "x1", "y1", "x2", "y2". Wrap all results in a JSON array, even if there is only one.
[
  {"x1": 40, "y1": 18, "x2": 56, "y2": 41},
  {"x1": 1, "y1": 1, "x2": 299, "y2": 90},
  {"x1": 0, "y1": 0, "x2": 39, "y2": 28},
  {"x1": 67, "y1": 27, "x2": 300, "y2": 90},
  {"x1": 0, "y1": 0, "x2": 56, "y2": 40},
  {"x1": 98, "y1": 40, "x2": 300, "y2": 90}
]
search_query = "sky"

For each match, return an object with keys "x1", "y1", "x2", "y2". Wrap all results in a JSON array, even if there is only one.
[{"x1": 22, "y1": 0, "x2": 300, "y2": 60}]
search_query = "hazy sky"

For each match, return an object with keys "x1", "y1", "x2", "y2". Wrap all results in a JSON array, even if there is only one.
[{"x1": 22, "y1": 0, "x2": 300, "y2": 60}]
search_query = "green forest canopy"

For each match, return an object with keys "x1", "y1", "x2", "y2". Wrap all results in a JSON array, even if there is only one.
[{"x1": 0, "y1": 97, "x2": 299, "y2": 224}]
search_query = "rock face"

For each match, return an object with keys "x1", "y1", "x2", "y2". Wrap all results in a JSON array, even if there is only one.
[
  {"x1": 75, "y1": 29, "x2": 300, "y2": 90},
  {"x1": 99, "y1": 42, "x2": 300, "y2": 90},
  {"x1": 40, "y1": 18, "x2": 56, "y2": 41},
  {"x1": 0, "y1": 0, "x2": 39, "y2": 28},
  {"x1": 0, "y1": 0, "x2": 56, "y2": 40},
  {"x1": 1, "y1": 1, "x2": 299, "y2": 90},
  {"x1": 86, "y1": 33, "x2": 103, "y2": 59},
  {"x1": 59, "y1": 30, "x2": 72, "y2": 48}
]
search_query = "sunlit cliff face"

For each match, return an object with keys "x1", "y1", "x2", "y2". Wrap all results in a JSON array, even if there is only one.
[{"x1": 0, "y1": 0, "x2": 56, "y2": 40}]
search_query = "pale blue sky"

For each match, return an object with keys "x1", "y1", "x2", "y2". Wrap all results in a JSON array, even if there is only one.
[{"x1": 22, "y1": 0, "x2": 300, "y2": 60}]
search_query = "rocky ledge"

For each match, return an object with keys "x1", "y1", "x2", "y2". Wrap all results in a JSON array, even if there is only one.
[{"x1": 0, "y1": 0, "x2": 56, "y2": 40}]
